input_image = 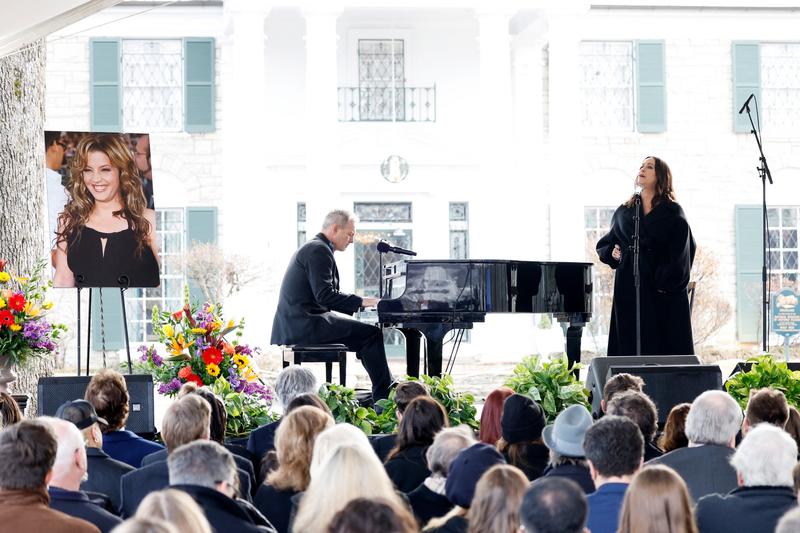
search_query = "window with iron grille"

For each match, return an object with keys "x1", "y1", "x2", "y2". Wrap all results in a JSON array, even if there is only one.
[
  {"x1": 584, "y1": 207, "x2": 617, "y2": 341},
  {"x1": 354, "y1": 202, "x2": 412, "y2": 223},
  {"x1": 297, "y1": 202, "x2": 307, "y2": 247},
  {"x1": 122, "y1": 39, "x2": 184, "y2": 132},
  {"x1": 580, "y1": 41, "x2": 634, "y2": 132},
  {"x1": 768, "y1": 207, "x2": 799, "y2": 288},
  {"x1": 358, "y1": 39, "x2": 405, "y2": 121},
  {"x1": 762, "y1": 44, "x2": 800, "y2": 134},
  {"x1": 449, "y1": 202, "x2": 469, "y2": 260}
]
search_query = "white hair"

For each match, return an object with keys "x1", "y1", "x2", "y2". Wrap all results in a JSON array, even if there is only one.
[
  {"x1": 731, "y1": 423, "x2": 797, "y2": 487},
  {"x1": 685, "y1": 391, "x2": 742, "y2": 446},
  {"x1": 40, "y1": 416, "x2": 85, "y2": 471},
  {"x1": 777, "y1": 507, "x2": 800, "y2": 533},
  {"x1": 309, "y1": 423, "x2": 373, "y2": 480},
  {"x1": 321, "y1": 210, "x2": 356, "y2": 230},
  {"x1": 426, "y1": 425, "x2": 477, "y2": 477},
  {"x1": 274, "y1": 366, "x2": 318, "y2": 410}
]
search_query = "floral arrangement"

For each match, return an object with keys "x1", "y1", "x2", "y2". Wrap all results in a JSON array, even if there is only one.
[
  {"x1": 0, "y1": 259, "x2": 65, "y2": 366},
  {"x1": 136, "y1": 294, "x2": 276, "y2": 437}
]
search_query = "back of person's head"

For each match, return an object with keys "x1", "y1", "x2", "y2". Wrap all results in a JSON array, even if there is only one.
[
  {"x1": 0, "y1": 419, "x2": 57, "y2": 491},
  {"x1": 326, "y1": 497, "x2": 418, "y2": 533},
  {"x1": 478, "y1": 386, "x2": 514, "y2": 445},
  {"x1": 445, "y1": 443, "x2": 506, "y2": 508},
  {"x1": 161, "y1": 394, "x2": 211, "y2": 453},
  {"x1": 500, "y1": 394, "x2": 546, "y2": 446},
  {"x1": 731, "y1": 423, "x2": 797, "y2": 487},
  {"x1": 167, "y1": 440, "x2": 237, "y2": 494},
  {"x1": 784, "y1": 406, "x2": 800, "y2": 451},
  {"x1": 602, "y1": 373, "x2": 644, "y2": 408},
  {"x1": 607, "y1": 390, "x2": 658, "y2": 441},
  {"x1": 136, "y1": 489, "x2": 213, "y2": 533},
  {"x1": 618, "y1": 465, "x2": 698, "y2": 533},
  {"x1": 427, "y1": 425, "x2": 477, "y2": 478},
  {"x1": 286, "y1": 392, "x2": 332, "y2": 416},
  {"x1": 0, "y1": 392, "x2": 22, "y2": 428},
  {"x1": 583, "y1": 415, "x2": 643, "y2": 478},
  {"x1": 85, "y1": 369, "x2": 130, "y2": 433},
  {"x1": 793, "y1": 462, "x2": 800, "y2": 495},
  {"x1": 41, "y1": 416, "x2": 86, "y2": 480},
  {"x1": 387, "y1": 396, "x2": 448, "y2": 461},
  {"x1": 112, "y1": 517, "x2": 180, "y2": 533},
  {"x1": 745, "y1": 387, "x2": 789, "y2": 429},
  {"x1": 178, "y1": 385, "x2": 227, "y2": 445},
  {"x1": 296, "y1": 444, "x2": 401, "y2": 533},
  {"x1": 467, "y1": 464, "x2": 528, "y2": 533},
  {"x1": 520, "y1": 477, "x2": 588, "y2": 533},
  {"x1": 275, "y1": 366, "x2": 317, "y2": 410},
  {"x1": 685, "y1": 390, "x2": 742, "y2": 446},
  {"x1": 394, "y1": 381, "x2": 429, "y2": 414},
  {"x1": 268, "y1": 405, "x2": 334, "y2": 492},
  {"x1": 310, "y1": 423, "x2": 374, "y2": 478},
  {"x1": 776, "y1": 507, "x2": 800, "y2": 533},
  {"x1": 658, "y1": 403, "x2": 691, "y2": 452}
]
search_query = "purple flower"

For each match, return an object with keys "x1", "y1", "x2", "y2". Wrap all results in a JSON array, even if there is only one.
[
  {"x1": 158, "y1": 378, "x2": 182, "y2": 395},
  {"x1": 152, "y1": 353, "x2": 163, "y2": 367}
]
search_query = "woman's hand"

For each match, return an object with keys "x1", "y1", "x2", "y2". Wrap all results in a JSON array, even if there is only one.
[{"x1": 612, "y1": 244, "x2": 622, "y2": 261}]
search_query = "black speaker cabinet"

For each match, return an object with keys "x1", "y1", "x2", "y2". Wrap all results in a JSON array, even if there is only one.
[
  {"x1": 607, "y1": 364, "x2": 722, "y2": 425},
  {"x1": 586, "y1": 355, "x2": 700, "y2": 418},
  {"x1": 37, "y1": 374, "x2": 155, "y2": 434}
]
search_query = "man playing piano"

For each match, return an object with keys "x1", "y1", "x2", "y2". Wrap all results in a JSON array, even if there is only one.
[{"x1": 271, "y1": 209, "x2": 394, "y2": 401}]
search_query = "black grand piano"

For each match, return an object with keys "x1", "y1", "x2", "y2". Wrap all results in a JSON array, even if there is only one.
[{"x1": 376, "y1": 259, "x2": 593, "y2": 377}]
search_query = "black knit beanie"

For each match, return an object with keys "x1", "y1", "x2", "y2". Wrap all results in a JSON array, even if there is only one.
[{"x1": 501, "y1": 393, "x2": 546, "y2": 444}]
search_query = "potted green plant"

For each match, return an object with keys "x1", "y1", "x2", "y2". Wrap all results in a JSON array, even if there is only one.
[
  {"x1": 505, "y1": 354, "x2": 589, "y2": 422},
  {"x1": 725, "y1": 355, "x2": 800, "y2": 410}
]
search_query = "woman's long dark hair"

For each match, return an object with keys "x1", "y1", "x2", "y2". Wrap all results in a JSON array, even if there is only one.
[
  {"x1": 625, "y1": 156, "x2": 677, "y2": 208},
  {"x1": 385, "y1": 396, "x2": 448, "y2": 462}
]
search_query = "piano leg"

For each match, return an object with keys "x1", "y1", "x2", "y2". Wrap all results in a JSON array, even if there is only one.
[
  {"x1": 565, "y1": 324, "x2": 584, "y2": 377},
  {"x1": 399, "y1": 328, "x2": 422, "y2": 378}
]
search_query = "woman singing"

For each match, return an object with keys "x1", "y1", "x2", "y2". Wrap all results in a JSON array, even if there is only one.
[
  {"x1": 53, "y1": 134, "x2": 159, "y2": 288},
  {"x1": 596, "y1": 156, "x2": 696, "y2": 356}
]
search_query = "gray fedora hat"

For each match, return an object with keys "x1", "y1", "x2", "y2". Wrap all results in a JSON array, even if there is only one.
[{"x1": 542, "y1": 404, "x2": 593, "y2": 457}]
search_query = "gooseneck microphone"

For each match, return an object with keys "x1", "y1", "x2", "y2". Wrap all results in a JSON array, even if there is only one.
[
  {"x1": 376, "y1": 240, "x2": 417, "y2": 256},
  {"x1": 738, "y1": 93, "x2": 755, "y2": 115}
]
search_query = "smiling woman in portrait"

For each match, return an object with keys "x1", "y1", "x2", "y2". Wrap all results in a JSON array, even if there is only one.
[{"x1": 53, "y1": 133, "x2": 159, "y2": 288}]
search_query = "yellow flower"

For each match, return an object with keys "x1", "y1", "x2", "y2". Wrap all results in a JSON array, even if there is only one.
[
  {"x1": 9, "y1": 324, "x2": 21, "y2": 332},
  {"x1": 208, "y1": 304, "x2": 215, "y2": 313},
  {"x1": 162, "y1": 324, "x2": 175, "y2": 338},
  {"x1": 42, "y1": 301, "x2": 54, "y2": 310},
  {"x1": 244, "y1": 369, "x2": 258, "y2": 382},
  {"x1": 211, "y1": 320, "x2": 222, "y2": 331},
  {"x1": 0, "y1": 298, "x2": 5, "y2": 309},
  {"x1": 206, "y1": 363, "x2": 220, "y2": 377},
  {"x1": 23, "y1": 303, "x2": 40, "y2": 318},
  {"x1": 226, "y1": 320, "x2": 235, "y2": 329},
  {"x1": 0, "y1": 272, "x2": 9, "y2": 283},
  {"x1": 169, "y1": 333, "x2": 195, "y2": 356},
  {"x1": 191, "y1": 327, "x2": 207, "y2": 334},
  {"x1": 14, "y1": 276, "x2": 28, "y2": 285},
  {"x1": 233, "y1": 353, "x2": 249, "y2": 368}
]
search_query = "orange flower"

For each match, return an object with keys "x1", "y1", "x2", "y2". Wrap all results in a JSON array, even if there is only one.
[
  {"x1": 178, "y1": 366, "x2": 193, "y2": 379},
  {"x1": 222, "y1": 342, "x2": 235, "y2": 356}
]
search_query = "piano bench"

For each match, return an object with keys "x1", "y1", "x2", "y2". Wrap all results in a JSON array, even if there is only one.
[{"x1": 282, "y1": 344, "x2": 348, "y2": 386}]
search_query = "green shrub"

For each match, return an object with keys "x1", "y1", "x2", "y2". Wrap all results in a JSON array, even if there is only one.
[
  {"x1": 725, "y1": 355, "x2": 800, "y2": 410},
  {"x1": 505, "y1": 354, "x2": 589, "y2": 422},
  {"x1": 318, "y1": 383, "x2": 376, "y2": 434}
]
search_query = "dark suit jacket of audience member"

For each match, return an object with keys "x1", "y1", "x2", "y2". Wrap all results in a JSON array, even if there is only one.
[
  {"x1": 385, "y1": 445, "x2": 431, "y2": 493},
  {"x1": 586, "y1": 482, "x2": 628, "y2": 533},
  {"x1": 253, "y1": 482, "x2": 298, "y2": 533},
  {"x1": 503, "y1": 442, "x2": 549, "y2": 481},
  {"x1": 247, "y1": 419, "x2": 281, "y2": 463},
  {"x1": 48, "y1": 487, "x2": 122, "y2": 533},
  {"x1": 226, "y1": 442, "x2": 259, "y2": 478},
  {"x1": 102, "y1": 430, "x2": 164, "y2": 468},
  {"x1": 543, "y1": 463, "x2": 596, "y2": 494},
  {"x1": 407, "y1": 482, "x2": 453, "y2": 528},
  {"x1": 369, "y1": 433, "x2": 397, "y2": 462},
  {"x1": 644, "y1": 440, "x2": 664, "y2": 462},
  {"x1": 142, "y1": 448, "x2": 257, "y2": 497},
  {"x1": 81, "y1": 447, "x2": 134, "y2": 513},
  {"x1": 119, "y1": 460, "x2": 252, "y2": 517},
  {"x1": 427, "y1": 515, "x2": 469, "y2": 533},
  {"x1": 172, "y1": 484, "x2": 276, "y2": 533},
  {"x1": 695, "y1": 486, "x2": 797, "y2": 533},
  {"x1": 647, "y1": 444, "x2": 737, "y2": 501}
]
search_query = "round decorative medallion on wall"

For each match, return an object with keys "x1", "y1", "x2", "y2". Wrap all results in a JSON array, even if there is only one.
[{"x1": 381, "y1": 154, "x2": 409, "y2": 183}]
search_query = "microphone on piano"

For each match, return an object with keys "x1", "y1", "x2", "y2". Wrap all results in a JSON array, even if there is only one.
[{"x1": 377, "y1": 239, "x2": 417, "y2": 256}]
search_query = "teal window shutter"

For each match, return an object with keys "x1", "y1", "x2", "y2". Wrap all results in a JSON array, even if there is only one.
[
  {"x1": 636, "y1": 40, "x2": 666, "y2": 133},
  {"x1": 735, "y1": 205, "x2": 763, "y2": 342},
  {"x1": 90, "y1": 288, "x2": 126, "y2": 351},
  {"x1": 90, "y1": 38, "x2": 121, "y2": 132},
  {"x1": 184, "y1": 38, "x2": 215, "y2": 133},
  {"x1": 186, "y1": 207, "x2": 218, "y2": 303},
  {"x1": 732, "y1": 42, "x2": 760, "y2": 133}
]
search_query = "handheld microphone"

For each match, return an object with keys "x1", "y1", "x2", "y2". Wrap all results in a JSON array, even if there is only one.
[
  {"x1": 376, "y1": 240, "x2": 417, "y2": 256},
  {"x1": 738, "y1": 93, "x2": 755, "y2": 115}
]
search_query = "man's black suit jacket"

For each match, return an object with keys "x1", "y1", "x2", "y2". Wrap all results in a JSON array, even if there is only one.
[
  {"x1": 172, "y1": 484, "x2": 276, "y2": 533},
  {"x1": 81, "y1": 447, "x2": 134, "y2": 514},
  {"x1": 141, "y1": 448, "x2": 257, "y2": 497},
  {"x1": 647, "y1": 443, "x2": 737, "y2": 501},
  {"x1": 271, "y1": 233, "x2": 362, "y2": 345}
]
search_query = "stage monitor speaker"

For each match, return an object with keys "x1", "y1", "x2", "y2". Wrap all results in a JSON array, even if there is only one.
[
  {"x1": 586, "y1": 355, "x2": 700, "y2": 418},
  {"x1": 728, "y1": 361, "x2": 800, "y2": 379},
  {"x1": 607, "y1": 364, "x2": 722, "y2": 426},
  {"x1": 37, "y1": 374, "x2": 155, "y2": 435}
]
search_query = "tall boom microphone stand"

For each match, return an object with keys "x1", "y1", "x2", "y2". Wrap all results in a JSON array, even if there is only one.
[
  {"x1": 632, "y1": 194, "x2": 642, "y2": 356},
  {"x1": 741, "y1": 94, "x2": 773, "y2": 352}
]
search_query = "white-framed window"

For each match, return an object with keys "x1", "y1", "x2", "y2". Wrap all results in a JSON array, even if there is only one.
[
  {"x1": 121, "y1": 39, "x2": 183, "y2": 132},
  {"x1": 579, "y1": 41, "x2": 635, "y2": 132},
  {"x1": 761, "y1": 43, "x2": 800, "y2": 134},
  {"x1": 584, "y1": 206, "x2": 617, "y2": 341},
  {"x1": 768, "y1": 206, "x2": 799, "y2": 287}
]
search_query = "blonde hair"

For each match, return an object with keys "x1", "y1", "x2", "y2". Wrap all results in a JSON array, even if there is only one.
[
  {"x1": 294, "y1": 444, "x2": 404, "y2": 533},
  {"x1": 135, "y1": 489, "x2": 212, "y2": 533},
  {"x1": 617, "y1": 465, "x2": 698, "y2": 533},
  {"x1": 467, "y1": 464, "x2": 528, "y2": 533},
  {"x1": 267, "y1": 406, "x2": 334, "y2": 491},
  {"x1": 161, "y1": 395, "x2": 211, "y2": 453},
  {"x1": 308, "y1": 423, "x2": 374, "y2": 479},
  {"x1": 112, "y1": 517, "x2": 180, "y2": 533}
]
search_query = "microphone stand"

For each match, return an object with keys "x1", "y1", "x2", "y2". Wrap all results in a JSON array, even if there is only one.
[
  {"x1": 632, "y1": 194, "x2": 642, "y2": 356},
  {"x1": 742, "y1": 99, "x2": 773, "y2": 352}
]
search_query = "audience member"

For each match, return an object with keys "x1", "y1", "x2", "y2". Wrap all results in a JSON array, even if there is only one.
[
  {"x1": 648, "y1": 390, "x2": 741, "y2": 501},
  {"x1": 247, "y1": 366, "x2": 317, "y2": 461},
  {"x1": 601, "y1": 373, "x2": 643, "y2": 413},
  {"x1": 477, "y1": 386, "x2": 514, "y2": 445},
  {"x1": 497, "y1": 393, "x2": 548, "y2": 481},
  {"x1": 466, "y1": 464, "x2": 528, "y2": 533},
  {"x1": 541, "y1": 404, "x2": 595, "y2": 493},
  {"x1": 169, "y1": 441, "x2": 276, "y2": 532},
  {"x1": 520, "y1": 478, "x2": 589, "y2": 533},
  {"x1": 617, "y1": 465, "x2": 697, "y2": 533},
  {"x1": 408, "y1": 426, "x2": 476, "y2": 527},
  {"x1": 658, "y1": 402, "x2": 691, "y2": 453},
  {"x1": 293, "y1": 442, "x2": 406, "y2": 533},
  {"x1": 776, "y1": 507, "x2": 800, "y2": 533},
  {"x1": 784, "y1": 406, "x2": 800, "y2": 454},
  {"x1": 794, "y1": 462, "x2": 800, "y2": 499},
  {"x1": 327, "y1": 498, "x2": 418, "y2": 533},
  {"x1": 695, "y1": 424, "x2": 798, "y2": 533},
  {"x1": 742, "y1": 387, "x2": 789, "y2": 435},
  {"x1": 43, "y1": 417, "x2": 122, "y2": 532},
  {"x1": 85, "y1": 369, "x2": 163, "y2": 468},
  {"x1": 372, "y1": 381, "x2": 429, "y2": 460},
  {"x1": 254, "y1": 406, "x2": 334, "y2": 533},
  {"x1": 583, "y1": 415, "x2": 643, "y2": 533},
  {"x1": 0, "y1": 419, "x2": 99, "y2": 533},
  {"x1": 385, "y1": 396, "x2": 449, "y2": 492},
  {"x1": 425, "y1": 443, "x2": 506, "y2": 532},
  {"x1": 0, "y1": 391, "x2": 23, "y2": 428},
  {"x1": 57, "y1": 399, "x2": 134, "y2": 512},
  {"x1": 135, "y1": 489, "x2": 213, "y2": 533},
  {"x1": 111, "y1": 517, "x2": 178, "y2": 533},
  {"x1": 607, "y1": 391, "x2": 662, "y2": 461}
]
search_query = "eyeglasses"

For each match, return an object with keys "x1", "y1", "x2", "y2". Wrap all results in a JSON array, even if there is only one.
[{"x1": 56, "y1": 141, "x2": 67, "y2": 150}]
